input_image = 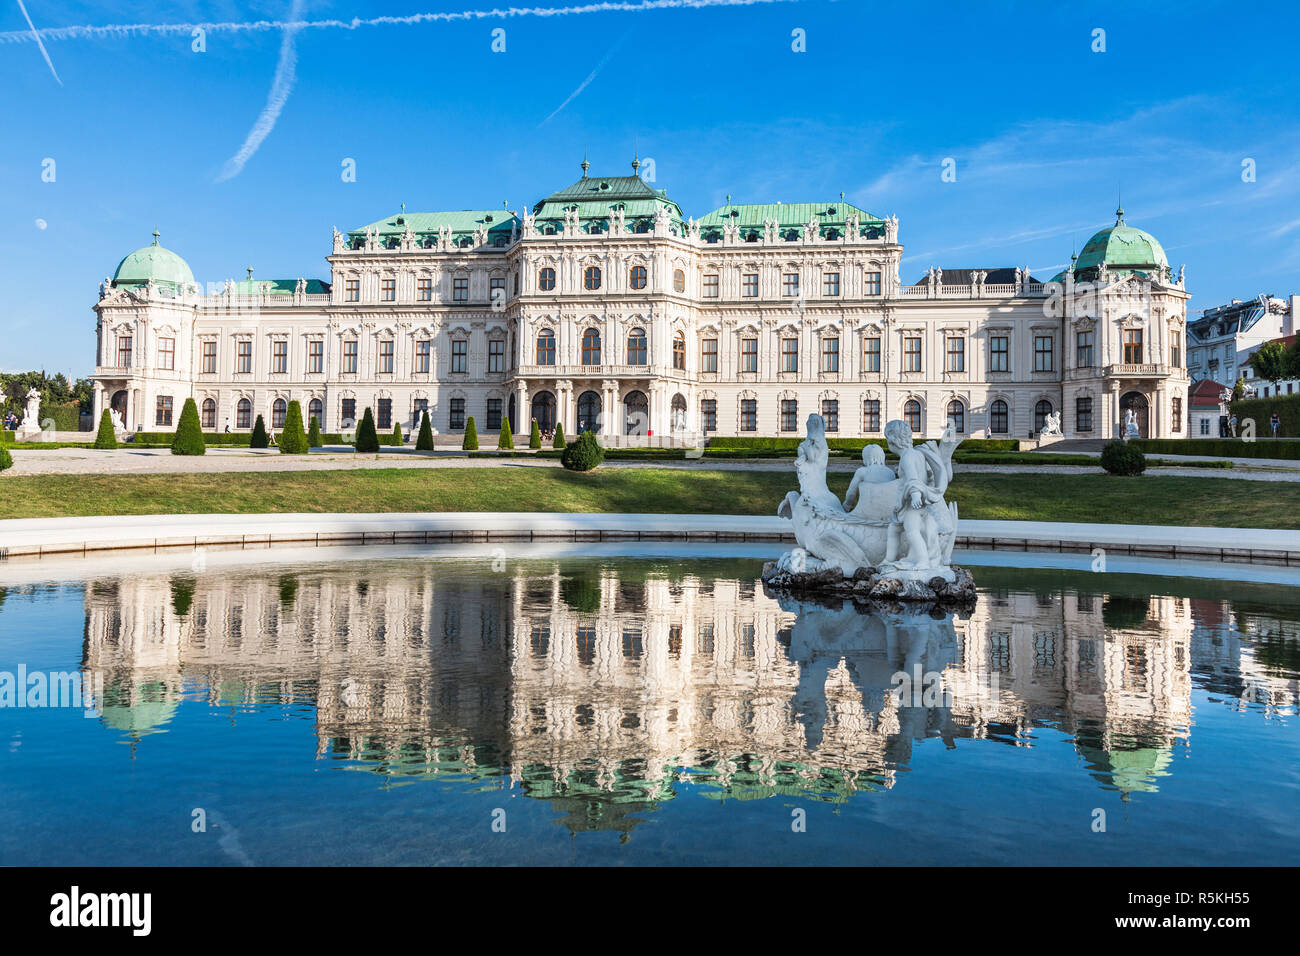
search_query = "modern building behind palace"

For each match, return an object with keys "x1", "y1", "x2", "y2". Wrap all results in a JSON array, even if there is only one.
[{"x1": 92, "y1": 160, "x2": 1192, "y2": 441}]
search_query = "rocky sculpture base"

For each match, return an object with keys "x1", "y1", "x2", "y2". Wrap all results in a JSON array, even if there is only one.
[{"x1": 762, "y1": 561, "x2": 976, "y2": 610}]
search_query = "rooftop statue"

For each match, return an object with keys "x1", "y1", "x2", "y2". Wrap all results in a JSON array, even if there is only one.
[{"x1": 765, "y1": 414, "x2": 974, "y2": 605}]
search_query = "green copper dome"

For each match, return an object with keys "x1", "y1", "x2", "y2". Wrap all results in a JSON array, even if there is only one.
[
  {"x1": 1073, "y1": 207, "x2": 1168, "y2": 277},
  {"x1": 112, "y1": 231, "x2": 195, "y2": 290}
]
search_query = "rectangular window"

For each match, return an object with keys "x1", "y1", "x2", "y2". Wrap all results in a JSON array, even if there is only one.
[
  {"x1": 781, "y1": 338, "x2": 798, "y2": 373},
  {"x1": 1076, "y1": 330, "x2": 1094, "y2": 368},
  {"x1": 703, "y1": 274, "x2": 719, "y2": 298},
  {"x1": 201, "y1": 340, "x2": 216, "y2": 374},
  {"x1": 946, "y1": 336, "x2": 965, "y2": 372},
  {"x1": 451, "y1": 340, "x2": 468, "y2": 373},
  {"x1": 155, "y1": 395, "x2": 173, "y2": 427},
  {"x1": 237, "y1": 340, "x2": 252, "y2": 374},
  {"x1": 417, "y1": 278, "x2": 433, "y2": 301},
  {"x1": 116, "y1": 335, "x2": 133, "y2": 367},
  {"x1": 903, "y1": 336, "x2": 922, "y2": 372},
  {"x1": 414, "y1": 339, "x2": 430, "y2": 374},
  {"x1": 412, "y1": 398, "x2": 428, "y2": 428},
  {"x1": 701, "y1": 399, "x2": 717, "y2": 432},
  {"x1": 742, "y1": 273, "x2": 759, "y2": 297},
  {"x1": 378, "y1": 340, "x2": 394, "y2": 374},
  {"x1": 272, "y1": 340, "x2": 288, "y2": 374},
  {"x1": 345, "y1": 279, "x2": 359, "y2": 302},
  {"x1": 158, "y1": 337, "x2": 175, "y2": 371},
  {"x1": 863, "y1": 337, "x2": 881, "y2": 372},
  {"x1": 377, "y1": 398, "x2": 392, "y2": 430},
  {"x1": 1172, "y1": 395, "x2": 1182, "y2": 432},
  {"x1": 783, "y1": 273, "x2": 799, "y2": 297},
  {"x1": 1076, "y1": 396, "x2": 1093, "y2": 432},
  {"x1": 308, "y1": 340, "x2": 324, "y2": 373},
  {"x1": 453, "y1": 277, "x2": 469, "y2": 301},
  {"x1": 341, "y1": 398, "x2": 356, "y2": 427},
  {"x1": 488, "y1": 339, "x2": 504, "y2": 373},
  {"x1": 990, "y1": 335, "x2": 1009, "y2": 372},
  {"x1": 1034, "y1": 335, "x2": 1054, "y2": 372},
  {"x1": 1123, "y1": 329, "x2": 1143, "y2": 364},
  {"x1": 821, "y1": 338, "x2": 839, "y2": 373},
  {"x1": 490, "y1": 277, "x2": 506, "y2": 305},
  {"x1": 701, "y1": 338, "x2": 718, "y2": 373},
  {"x1": 449, "y1": 398, "x2": 465, "y2": 430},
  {"x1": 740, "y1": 398, "x2": 757, "y2": 431},
  {"x1": 821, "y1": 399, "x2": 839, "y2": 432},
  {"x1": 863, "y1": 398, "x2": 881, "y2": 432},
  {"x1": 1200, "y1": 418, "x2": 1210, "y2": 435},
  {"x1": 780, "y1": 399, "x2": 798, "y2": 432},
  {"x1": 741, "y1": 338, "x2": 758, "y2": 373},
  {"x1": 864, "y1": 271, "x2": 882, "y2": 296},
  {"x1": 1170, "y1": 331, "x2": 1181, "y2": 368},
  {"x1": 823, "y1": 272, "x2": 840, "y2": 296},
  {"x1": 381, "y1": 278, "x2": 396, "y2": 301},
  {"x1": 486, "y1": 398, "x2": 502, "y2": 431},
  {"x1": 342, "y1": 340, "x2": 358, "y2": 374}
]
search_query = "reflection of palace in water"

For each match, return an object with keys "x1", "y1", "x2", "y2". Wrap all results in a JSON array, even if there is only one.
[{"x1": 79, "y1": 560, "x2": 1299, "y2": 830}]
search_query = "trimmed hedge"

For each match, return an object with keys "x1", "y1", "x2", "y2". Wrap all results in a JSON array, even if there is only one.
[
  {"x1": 307, "y1": 418, "x2": 323, "y2": 448},
  {"x1": 552, "y1": 422, "x2": 565, "y2": 449},
  {"x1": 133, "y1": 431, "x2": 346, "y2": 445},
  {"x1": 1232, "y1": 391, "x2": 1300, "y2": 437},
  {"x1": 416, "y1": 412, "x2": 434, "y2": 451},
  {"x1": 39, "y1": 402, "x2": 83, "y2": 432},
  {"x1": 170, "y1": 398, "x2": 206, "y2": 456},
  {"x1": 355, "y1": 408, "x2": 380, "y2": 453},
  {"x1": 250, "y1": 415, "x2": 269, "y2": 449},
  {"x1": 0, "y1": 440, "x2": 11, "y2": 472},
  {"x1": 279, "y1": 400, "x2": 309, "y2": 455},
  {"x1": 93, "y1": 410, "x2": 119, "y2": 449},
  {"x1": 498, "y1": 415, "x2": 514, "y2": 450},
  {"x1": 463, "y1": 416, "x2": 479, "y2": 451},
  {"x1": 706, "y1": 436, "x2": 1020, "y2": 453},
  {"x1": 1133, "y1": 437, "x2": 1300, "y2": 460},
  {"x1": 529, "y1": 420, "x2": 542, "y2": 449},
  {"x1": 561, "y1": 430, "x2": 605, "y2": 471}
]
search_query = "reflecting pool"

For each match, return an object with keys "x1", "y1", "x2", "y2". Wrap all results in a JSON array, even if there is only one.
[{"x1": 1, "y1": 551, "x2": 1297, "y2": 865}]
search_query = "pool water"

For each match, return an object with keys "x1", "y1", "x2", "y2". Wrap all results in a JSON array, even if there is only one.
[{"x1": 1, "y1": 552, "x2": 1297, "y2": 866}]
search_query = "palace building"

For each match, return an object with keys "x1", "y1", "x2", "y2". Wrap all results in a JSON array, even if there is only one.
[{"x1": 92, "y1": 161, "x2": 1191, "y2": 442}]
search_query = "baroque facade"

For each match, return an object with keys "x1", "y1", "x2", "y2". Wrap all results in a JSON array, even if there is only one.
[{"x1": 92, "y1": 164, "x2": 1191, "y2": 441}]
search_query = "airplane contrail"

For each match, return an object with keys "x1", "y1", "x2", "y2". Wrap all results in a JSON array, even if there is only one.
[
  {"x1": 540, "y1": 34, "x2": 627, "y2": 126},
  {"x1": 14, "y1": 0, "x2": 62, "y2": 84}
]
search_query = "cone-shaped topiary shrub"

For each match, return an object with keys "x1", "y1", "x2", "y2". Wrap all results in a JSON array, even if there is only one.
[
  {"x1": 171, "y1": 398, "x2": 206, "y2": 455},
  {"x1": 307, "y1": 416, "x2": 322, "y2": 448},
  {"x1": 392, "y1": 422, "x2": 404, "y2": 446},
  {"x1": 530, "y1": 419, "x2": 542, "y2": 449},
  {"x1": 561, "y1": 429, "x2": 604, "y2": 471},
  {"x1": 498, "y1": 415, "x2": 514, "y2": 450},
  {"x1": 416, "y1": 411, "x2": 434, "y2": 451},
  {"x1": 355, "y1": 407, "x2": 379, "y2": 452},
  {"x1": 250, "y1": 414, "x2": 269, "y2": 448},
  {"x1": 463, "y1": 416, "x2": 479, "y2": 451},
  {"x1": 93, "y1": 409, "x2": 119, "y2": 449},
  {"x1": 1101, "y1": 440, "x2": 1146, "y2": 476},
  {"x1": 552, "y1": 421, "x2": 565, "y2": 449},
  {"x1": 279, "y1": 400, "x2": 309, "y2": 454},
  {"x1": 0, "y1": 438, "x2": 12, "y2": 472}
]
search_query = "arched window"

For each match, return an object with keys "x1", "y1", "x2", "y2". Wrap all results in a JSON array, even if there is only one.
[
  {"x1": 673, "y1": 269, "x2": 685, "y2": 293},
  {"x1": 577, "y1": 391, "x2": 601, "y2": 433},
  {"x1": 672, "y1": 331, "x2": 686, "y2": 370},
  {"x1": 536, "y1": 329, "x2": 555, "y2": 365},
  {"x1": 584, "y1": 266, "x2": 602, "y2": 291},
  {"x1": 627, "y1": 328, "x2": 647, "y2": 365},
  {"x1": 538, "y1": 267, "x2": 556, "y2": 291},
  {"x1": 531, "y1": 391, "x2": 557, "y2": 432},
  {"x1": 581, "y1": 329, "x2": 601, "y2": 365},
  {"x1": 272, "y1": 398, "x2": 287, "y2": 429},
  {"x1": 947, "y1": 400, "x2": 965, "y2": 434},
  {"x1": 201, "y1": 398, "x2": 216, "y2": 430},
  {"x1": 624, "y1": 391, "x2": 648, "y2": 435},
  {"x1": 629, "y1": 265, "x2": 647, "y2": 290},
  {"x1": 308, "y1": 398, "x2": 323, "y2": 427},
  {"x1": 990, "y1": 399, "x2": 1009, "y2": 434},
  {"x1": 236, "y1": 398, "x2": 252, "y2": 429},
  {"x1": 671, "y1": 393, "x2": 687, "y2": 431},
  {"x1": 1035, "y1": 400, "x2": 1053, "y2": 433},
  {"x1": 904, "y1": 399, "x2": 922, "y2": 433}
]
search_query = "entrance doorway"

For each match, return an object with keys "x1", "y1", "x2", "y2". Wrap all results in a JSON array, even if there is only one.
[{"x1": 1120, "y1": 391, "x2": 1149, "y2": 438}]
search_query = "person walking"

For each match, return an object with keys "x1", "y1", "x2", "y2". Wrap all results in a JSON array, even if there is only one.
[
  {"x1": 1229, "y1": 414, "x2": 1238, "y2": 438},
  {"x1": 1270, "y1": 412, "x2": 1281, "y2": 438}
]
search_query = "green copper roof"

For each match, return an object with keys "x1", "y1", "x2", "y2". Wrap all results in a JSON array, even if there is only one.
[
  {"x1": 112, "y1": 231, "x2": 195, "y2": 289},
  {"x1": 347, "y1": 210, "x2": 520, "y2": 248},
  {"x1": 696, "y1": 200, "x2": 885, "y2": 239},
  {"x1": 1073, "y1": 207, "x2": 1168, "y2": 277},
  {"x1": 530, "y1": 171, "x2": 687, "y2": 233},
  {"x1": 231, "y1": 277, "x2": 331, "y2": 295}
]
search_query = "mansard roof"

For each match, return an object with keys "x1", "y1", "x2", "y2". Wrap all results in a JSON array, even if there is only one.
[
  {"x1": 696, "y1": 199, "x2": 885, "y2": 239},
  {"x1": 347, "y1": 209, "x2": 521, "y2": 241},
  {"x1": 231, "y1": 278, "x2": 331, "y2": 295},
  {"x1": 909, "y1": 268, "x2": 1036, "y2": 286},
  {"x1": 530, "y1": 172, "x2": 687, "y2": 228},
  {"x1": 1187, "y1": 295, "x2": 1271, "y2": 342}
]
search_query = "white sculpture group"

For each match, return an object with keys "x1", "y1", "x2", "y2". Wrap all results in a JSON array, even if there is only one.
[
  {"x1": 15, "y1": 387, "x2": 44, "y2": 441},
  {"x1": 774, "y1": 414, "x2": 961, "y2": 586}
]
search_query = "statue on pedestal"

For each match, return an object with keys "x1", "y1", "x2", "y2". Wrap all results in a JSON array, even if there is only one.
[
  {"x1": 1123, "y1": 408, "x2": 1140, "y2": 440},
  {"x1": 15, "y1": 387, "x2": 44, "y2": 441}
]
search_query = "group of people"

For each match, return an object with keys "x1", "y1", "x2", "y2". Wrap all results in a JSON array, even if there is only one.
[
  {"x1": 1222, "y1": 412, "x2": 1283, "y2": 438},
  {"x1": 2, "y1": 410, "x2": 18, "y2": 431}
]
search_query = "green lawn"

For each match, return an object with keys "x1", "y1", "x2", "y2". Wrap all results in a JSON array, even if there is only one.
[{"x1": 0, "y1": 467, "x2": 1293, "y2": 528}]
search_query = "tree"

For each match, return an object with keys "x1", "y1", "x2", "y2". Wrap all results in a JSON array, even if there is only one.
[
  {"x1": 552, "y1": 421, "x2": 565, "y2": 449},
  {"x1": 463, "y1": 416, "x2": 479, "y2": 451},
  {"x1": 391, "y1": 422, "x2": 404, "y2": 446},
  {"x1": 355, "y1": 407, "x2": 379, "y2": 452},
  {"x1": 498, "y1": 415, "x2": 514, "y2": 450},
  {"x1": 279, "y1": 400, "x2": 309, "y2": 454},
  {"x1": 171, "y1": 398, "x2": 206, "y2": 455},
  {"x1": 307, "y1": 416, "x2": 323, "y2": 448},
  {"x1": 529, "y1": 419, "x2": 542, "y2": 449},
  {"x1": 93, "y1": 409, "x2": 118, "y2": 449},
  {"x1": 1250, "y1": 340, "x2": 1290, "y2": 387},
  {"x1": 561, "y1": 430, "x2": 605, "y2": 471},
  {"x1": 250, "y1": 414, "x2": 270, "y2": 448},
  {"x1": 1233, "y1": 376, "x2": 1248, "y2": 402},
  {"x1": 416, "y1": 411, "x2": 434, "y2": 451}
]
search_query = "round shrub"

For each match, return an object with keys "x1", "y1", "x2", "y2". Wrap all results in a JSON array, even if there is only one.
[
  {"x1": 561, "y1": 430, "x2": 605, "y2": 471},
  {"x1": 462, "y1": 416, "x2": 479, "y2": 451},
  {"x1": 93, "y1": 409, "x2": 118, "y2": 450},
  {"x1": 1100, "y1": 440, "x2": 1146, "y2": 476},
  {"x1": 171, "y1": 398, "x2": 206, "y2": 456},
  {"x1": 355, "y1": 407, "x2": 379, "y2": 453},
  {"x1": 416, "y1": 411, "x2": 434, "y2": 451},
  {"x1": 279, "y1": 400, "x2": 309, "y2": 454}
]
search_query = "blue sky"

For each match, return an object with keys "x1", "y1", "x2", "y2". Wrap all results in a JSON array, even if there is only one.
[{"x1": 2, "y1": 0, "x2": 1299, "y2": 378}]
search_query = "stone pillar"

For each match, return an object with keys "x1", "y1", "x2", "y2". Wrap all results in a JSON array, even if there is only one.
[
  {"x1": 604, "y1": 380, "x2": 619, "y2": 439},
  {"x1": 515, "y1": 380, "x2": 528, "y2": 434}
]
